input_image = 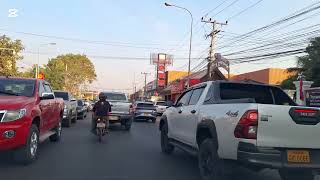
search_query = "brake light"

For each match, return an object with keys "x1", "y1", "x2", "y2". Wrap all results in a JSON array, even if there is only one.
[
  {"x1": 294, "y1": 109, "x2": 317, "y2": 113},
  {"x1": 234, "y1": 110, "x2": 258, "y2": 139}
]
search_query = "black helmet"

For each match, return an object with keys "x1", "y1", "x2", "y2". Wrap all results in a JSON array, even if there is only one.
[{"x1": 98, "y1": 93, "x2": 106, "y2": 101}]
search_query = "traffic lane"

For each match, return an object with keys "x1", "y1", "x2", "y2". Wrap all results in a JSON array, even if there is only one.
[{"x1": 0, "y1": 113, "x2": 281, "y2": 180}]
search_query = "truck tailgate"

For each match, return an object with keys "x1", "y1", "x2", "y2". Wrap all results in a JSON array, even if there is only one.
[
  {"x1": 110, "y1": 101, "x2": 130, "y2": 114},
  {"x1": 257, "y1": 104, "x2": 320, "y2": 148}
]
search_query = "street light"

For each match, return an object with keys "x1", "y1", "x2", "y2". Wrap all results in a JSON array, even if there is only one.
[
  {"x1": 36, "y1": 43, "x2": 56, "y2": 78},
  {"x1": 164, "y1": 2, "x2": 193, "y2": 87}
]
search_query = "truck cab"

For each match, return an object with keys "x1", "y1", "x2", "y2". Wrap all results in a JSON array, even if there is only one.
[{"x1": 0, "y1": 77, "x2": 64, "y2": 164}]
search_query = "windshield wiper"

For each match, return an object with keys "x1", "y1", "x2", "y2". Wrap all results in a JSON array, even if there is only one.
[{"x1": 0, "y1": 91, "x2": 20, "y2": 96}]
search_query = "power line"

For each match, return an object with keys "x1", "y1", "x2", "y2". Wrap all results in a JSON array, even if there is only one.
[{"x1": 227, "y1": 0, "x2": 264, "y2": 21}]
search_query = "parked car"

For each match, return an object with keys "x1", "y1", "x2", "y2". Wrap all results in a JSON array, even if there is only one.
[
  {"x1": 134, "y1": 102, "x2": 157, "y2": 123},
  {"x1": 159, "y1": 80, "x2": 320, "y2": 180},
  {"x1": 77, "y1": 99, "x2": 87, "y2": 120},
  {"x1": 0, "y1": 77, "x2": 64, "y2": 164},
  {"x1": 100, "y1": 91, "x2": 133, "y2": 130},
  {"x1": 154, "y1": 101, "x2": 168, "y2": 116},
  {"x1": 54, "y1": 90, "x2": 77, "y2": 127}
]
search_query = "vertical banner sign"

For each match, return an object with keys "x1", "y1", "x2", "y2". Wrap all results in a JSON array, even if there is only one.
[
  {"x1": 305, "y1": 89, "x2": 320, "y2": 107},
  {"x1": 299, "y1": 75, "x2": 304, "y2": 101},
  {"x1": 150, "y1": 53, "x2": 173, "y2": 90}
]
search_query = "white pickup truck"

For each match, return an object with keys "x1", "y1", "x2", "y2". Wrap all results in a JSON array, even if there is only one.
[
  {"x1": 101, "y1": 91, "x2": 133, "y2": 130},
  {"x1": 159, "y1": 80, "x2": 320, "y2": 180}
]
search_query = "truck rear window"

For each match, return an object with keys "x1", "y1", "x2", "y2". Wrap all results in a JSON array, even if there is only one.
[
  {"x1": 0, "y1": 79, "x2": 35, "y2": 97},
  {"x1": 220, "y1": 83, "x2": 273, "y2": 104},
  {"x1": 103, "y1": 93, "x2": 127, "y2": 101}
]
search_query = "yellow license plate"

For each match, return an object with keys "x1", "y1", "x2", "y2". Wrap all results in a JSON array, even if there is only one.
[{"x1": 287, "y1": 150, "x2": 310, "y2": 163}]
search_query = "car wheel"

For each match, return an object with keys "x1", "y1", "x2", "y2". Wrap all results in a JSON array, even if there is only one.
[
  {"x1": 14, "y1": 124, "x2": 39, "y2": 164},
  {"x1": 160, "y1": 123, "x2": 174, "y2": 154},
  {"x1": 198, "y1": 139, "x2": 226, "y2": 180},
  {"x1": 152, "y1": 119, "x2": 156, "y2": 123},
  {"x1": 72, "y1": 113, "x2": 77, "y2": 123},
  {"x1": 50, "y1": 119, "x2": 62, "y2": 142},
  {"x1": 279, "y1": 169, "x2": 314, "y2": 180},
  {"x1": 65, "y1": 116, "x2": 72, "y2": 128}
]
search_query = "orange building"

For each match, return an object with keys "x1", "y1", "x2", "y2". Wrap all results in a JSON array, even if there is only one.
[
  {"x1": 165, "y1": 71, "x2": 188, "y2": 84},
  {"x1": 231, "y1": 68, "x2": 293, "y2": 85}
]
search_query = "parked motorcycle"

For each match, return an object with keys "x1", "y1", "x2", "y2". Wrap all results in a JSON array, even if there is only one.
[{"x1": 96, "y1": 118, "x2": 107, "y2": 142}]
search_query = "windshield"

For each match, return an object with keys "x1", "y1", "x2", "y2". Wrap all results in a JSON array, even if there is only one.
[
  {"x1": 0, "y1": 79, "x2": 35, "y2": 97},
  {"x1": 54, "y1": 92, "x2": 69, "y2": 101},
  {"x1": 156, "y1": 102, "x2": 166, "y2": 106},
  {"x1": 137, "y1": 103, "x2": 154, "y2": 108},
  {"x1": 103, "y1": 93, "x2": 127, "y2": 101}
]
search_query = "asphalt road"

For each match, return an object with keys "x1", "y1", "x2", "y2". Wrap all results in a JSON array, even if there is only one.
[{"x1": 0, "y1": 113, "x2": 285, "y2": 180}]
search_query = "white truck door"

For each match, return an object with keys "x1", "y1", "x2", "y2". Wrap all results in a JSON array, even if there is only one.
[
  {"x1": 169, "y1": 90, "x2": 193, "y2": 141},
  {"x1": 180, "y1": 87, "x2": 206, "y2": 145}
]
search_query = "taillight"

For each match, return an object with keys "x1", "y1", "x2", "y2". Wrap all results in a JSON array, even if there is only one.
[{"x1": 234, "y1": 110, "x2": 258, "y2": 139}]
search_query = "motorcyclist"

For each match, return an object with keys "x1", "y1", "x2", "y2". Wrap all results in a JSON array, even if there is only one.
[{"x1": 91, "y1": 93, "x2": 111, "y2": 133}]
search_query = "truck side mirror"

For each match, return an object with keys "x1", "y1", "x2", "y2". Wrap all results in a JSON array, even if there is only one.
[{"x1": 40, "y1": 93, "x2": 55, "y2": 100}]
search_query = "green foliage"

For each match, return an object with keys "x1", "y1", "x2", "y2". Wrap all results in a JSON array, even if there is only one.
[
  {"x1": 0, "y1": 35, "x2": 24, "y2": 76},
  {"x1": 281, "y1": 37, "x2": 320, "y2": 88},
  {"x1": 297, "y1": 37, "x2": 320, "y2": 87},
  {"x1": 45, "y1": 54, "x2": 96, "y2": 92},
  {"x1": 280, "y1": 75, "x2": 297, "y2": 90}
]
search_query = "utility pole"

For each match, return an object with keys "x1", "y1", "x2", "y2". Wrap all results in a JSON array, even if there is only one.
[
  {"x1": 141, "y1": 72, "x2": 150, "y2": 100},
  {"x1": 201, "y1": 18, "x2": 227, "y2": 80}
]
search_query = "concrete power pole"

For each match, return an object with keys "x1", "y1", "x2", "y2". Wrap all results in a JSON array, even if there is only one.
[
  {"x1": 141, "y1": 72, "x2": 150, "y2": 100},
  {"x1": 201, "y1": 18, "x2": 227, "y2": 80}
]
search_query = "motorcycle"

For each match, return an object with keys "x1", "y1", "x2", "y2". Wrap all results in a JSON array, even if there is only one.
[{"x1": 96, "y1": 118, "x2": 107, "y2": 142}]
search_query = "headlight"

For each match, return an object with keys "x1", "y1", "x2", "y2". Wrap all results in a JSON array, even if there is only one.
[{"x1": 2, "y1": 109, "x2": 27, "y2": 122}]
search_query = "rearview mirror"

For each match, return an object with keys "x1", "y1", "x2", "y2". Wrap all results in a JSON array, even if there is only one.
[{"x1": 40, "y1": 93, "x2": 55, "y2": 100}]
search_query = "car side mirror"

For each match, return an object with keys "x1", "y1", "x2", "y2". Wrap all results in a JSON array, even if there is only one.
[{"x1": 40, "y1": 93, "x2": 55, "y2": 100}]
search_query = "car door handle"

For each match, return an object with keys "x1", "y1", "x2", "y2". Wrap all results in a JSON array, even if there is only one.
[{"x1": 191, "y1": 110, "x2": 196, "y2": 114}]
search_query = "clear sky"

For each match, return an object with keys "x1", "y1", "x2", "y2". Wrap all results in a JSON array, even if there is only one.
[{"x1": 1, "y1": 0, "x2": 319, "y2": 92}]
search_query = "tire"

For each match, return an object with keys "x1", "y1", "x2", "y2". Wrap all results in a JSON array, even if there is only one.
[
  {"x1": 160, "y1": 123, "x2": 174, "y2": 154},
  {"x1": 198, "y1": 139, "x2": 225, "y2": 180},
  {"x1": 152, "y1": 119, "x2": 156, "y2": 123},
  {"x1": 125, "y1": 123, "x2": 131, "y2": 131},
  {"x1": 14, "y1": 125, "x2": 39, "y2": 164},
  {"x1": 98, "y1": 128, "x2": 102, "y2": 143},
  {"x1": 49, "y1": 120, "x2": 62, "y2": 142},
  {"x1": 279, "y1": 169, "x2": 314, "y2": 180},
  {"x1": 72, "y1": 113, "x2": 77, "y2": 123},
  {"x1": 81, "y1": 113, "x2": 85, "y2": 120},
  {"x1": 65, "y1": 115, "x2": 72, "y2": 128}
]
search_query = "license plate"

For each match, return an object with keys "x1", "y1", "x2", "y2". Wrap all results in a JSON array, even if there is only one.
[
  {"x1": 96, "y1": 123, "x2": 105, "y2": 128},
  {"x1": 287, "y1": 150, "x2": 310, "y2": 163},
  {"x1": 109, "y1": 116, "x2": 119, "y2": 121},
  {"x1": 143, "y1": 113, "x2": 150, "y2": 116}
]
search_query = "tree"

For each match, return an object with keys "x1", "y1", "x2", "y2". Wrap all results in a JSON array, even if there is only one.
[
  {"x1": 281, "y1": 37, "x2": 320, "y2": 88},
  {"x1": 0, "y1": 35, "x2": 24, "y2": 76},
  {"x1": 45, "y1": 54, "x2": 96, "y2": 92}
]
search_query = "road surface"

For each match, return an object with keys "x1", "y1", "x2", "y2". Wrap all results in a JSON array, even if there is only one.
[{"x1": 0, "y1": 113, "x2": 283, "y2": 180}]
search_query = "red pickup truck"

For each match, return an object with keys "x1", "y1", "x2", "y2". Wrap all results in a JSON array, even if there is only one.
[{"x1": 0, "y1": 77, "x2": 64, "y2": 164}]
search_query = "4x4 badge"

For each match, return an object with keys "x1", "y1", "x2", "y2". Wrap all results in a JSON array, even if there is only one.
[{"x1": 226, "y1": 110, "x2": 239, "y2": 117}]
